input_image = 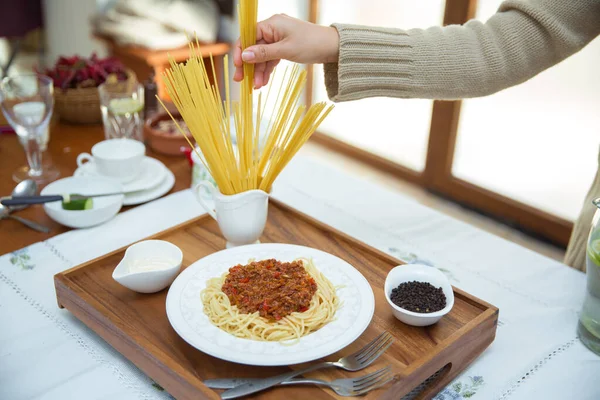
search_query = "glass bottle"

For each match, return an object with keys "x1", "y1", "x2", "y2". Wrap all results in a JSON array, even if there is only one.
[
  {"x1": 143, "y1": 72, "x2": 158, "y2": 119},
  {"x1": 578, "y1": 197, "x2": 600, "y2": 354}
]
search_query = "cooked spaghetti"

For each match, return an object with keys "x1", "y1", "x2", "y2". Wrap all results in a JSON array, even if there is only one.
[
  {"x1": 201, "y1": 258, "x2": 339, "y2": 342},
  {"x1": 157, "y1": 0, "x2": 334, "y2": 195}
]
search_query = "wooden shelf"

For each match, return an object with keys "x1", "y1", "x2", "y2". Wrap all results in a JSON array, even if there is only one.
[{"x1": 94, "y1": 34, "x2": 231, "y2": 100}]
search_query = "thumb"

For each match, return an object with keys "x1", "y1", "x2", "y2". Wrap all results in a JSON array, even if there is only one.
[{"x1": 242, "y1": 43, "x2": 285, "y2": 63}]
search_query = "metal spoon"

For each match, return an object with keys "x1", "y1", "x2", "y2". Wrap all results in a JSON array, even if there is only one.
[
  {"x1": 0, "y1": 203, "x2": 50, "y2": 233},
  {"x1": 9, "y1": 180, "x2": 38, "y2": 211}
]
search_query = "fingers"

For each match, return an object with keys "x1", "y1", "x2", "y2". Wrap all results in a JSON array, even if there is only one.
[
  {"x1": 254, "y1": 59, "x2": 267, "y2": 89},
  {"x1": 233, "y1": 59, "x2": 281, "y2": 88},
  {"x1": 262, "y1": 59, "x2": 279, "y2": 87},
  {"x1": 241, "y1": 42, "x2": 284, "y2": 64},
  {"x1": 233, "y1": 38, "x2": 242, "y2": 67},
  {"x1": 234, "y1": 61, "x2": 272, "y2": 88},
  {"x1": 234, "y1": 66, "x2": 244, "y2": 82},
  {"x1": 233, "y1": 38, "x2": 243, "y2": 82},
  {"x1": 232, "y1": 15, "x2": 285, "y2": 83},
  {"x1": 249, "y1": 59, "x2": 280, "y2": 90},
  {"x1": 233, "y1": 17, "x2": 268, "y2": 82}
]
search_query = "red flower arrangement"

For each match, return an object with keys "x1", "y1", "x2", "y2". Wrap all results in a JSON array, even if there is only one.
[{"x1": 38, "y1": 53, "x2": 128, "y2": 92}]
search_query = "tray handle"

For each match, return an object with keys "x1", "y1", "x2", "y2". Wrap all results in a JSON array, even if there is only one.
[
  {"x1": 404, "y1": 363, "x2": 452, "y2": 398},
  {"x1": 194, "y1": 181, "x2": 217, "y2": 220}
]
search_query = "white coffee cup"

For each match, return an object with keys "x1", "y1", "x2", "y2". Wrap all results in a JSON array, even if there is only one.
[{"x1": 77, "y1": 139, "x2": 145, "y2": 183}]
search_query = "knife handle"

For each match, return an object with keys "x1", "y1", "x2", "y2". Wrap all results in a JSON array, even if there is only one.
[
  {"x1": 1, "y1": 195, "x2": 64, "y2": 206},
  {"x1": 204, "y1": 378, "x2": 256, "y2": 389},
  {"x1": 204, "y1": 377, "x2": 319, "y2": 389}
]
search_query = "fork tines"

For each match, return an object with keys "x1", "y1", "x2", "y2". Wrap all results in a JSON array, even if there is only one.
[
  {"x1": 351, "y1": 366, "x2": 395, "y2": 396},
  {"x1": 354, "y1": 331, "x2": 394, "y2": 365},
  {"x1": 353, "y1": 366, "x2": 391, "y2": 389}
]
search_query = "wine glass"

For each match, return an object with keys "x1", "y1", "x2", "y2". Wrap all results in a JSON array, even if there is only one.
[{"x1": 0, "y1": 74, "x2": 60, "y2": 184}]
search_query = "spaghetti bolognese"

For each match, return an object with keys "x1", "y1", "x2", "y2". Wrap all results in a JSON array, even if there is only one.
[{"x1": 201, "y1": 258, "x2": 339, "y2": 342}]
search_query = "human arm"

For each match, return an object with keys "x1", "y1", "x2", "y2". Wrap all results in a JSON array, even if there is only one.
[{"x1": 234, "y1": 0, "x2": 600, "y2": 101}]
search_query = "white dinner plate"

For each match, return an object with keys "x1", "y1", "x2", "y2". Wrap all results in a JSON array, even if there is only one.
[
  {"x1": 123, "y1": 168, "x2": 175, "y2": 205},
  {"x1": 74, "y1": 156, "x2": 166, "y2": 193},
  {"x1": 166, "y1": 243, "x2": 375, "y2": 366}
]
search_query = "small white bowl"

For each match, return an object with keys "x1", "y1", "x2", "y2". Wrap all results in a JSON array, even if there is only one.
[
  {"x1": 41, "y1": 176, "x2": 124, "y2": 228},
  {"x1": 384, "y1": 264, "x2": 454, "y2": 327},
  {"x1": 112, "y1": 240, "x2": 183, "y2": 293}
]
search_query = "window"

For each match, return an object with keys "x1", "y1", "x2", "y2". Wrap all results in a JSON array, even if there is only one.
[
  {"x1": 453, "y1": 0, "x2": 600, "y2": 221},
  {"x1": 313, "y1": 0, "x2": 445, "y2": 172}
]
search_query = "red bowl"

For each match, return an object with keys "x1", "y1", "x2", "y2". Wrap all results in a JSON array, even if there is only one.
[{"x1": 145, "y1": 111, "x2": 193, "y2": 156}]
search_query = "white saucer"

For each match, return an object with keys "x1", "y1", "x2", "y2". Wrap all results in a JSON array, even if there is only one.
[
  {"x1": 74, "y1": 157, "x2": 166, "y2": 193},
  {"x1": 123, "y1": 168, "x2": 175, "y2": 206}
]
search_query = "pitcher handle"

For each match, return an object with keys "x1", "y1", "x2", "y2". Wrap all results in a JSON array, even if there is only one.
[{"x1": 194, "y1": 181, "x2": 217, "y2": 220}]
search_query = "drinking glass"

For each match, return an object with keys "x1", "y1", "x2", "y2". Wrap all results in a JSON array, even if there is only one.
[
  {"x1": 99, "y1": 80, "x2": 144, "y2": 142},
  {"x1": 0, "y1": 74, "x2": 60, "y2": 184},
  {"x1": 578, "y1": 197, "x2": 600, "y2": 355}
]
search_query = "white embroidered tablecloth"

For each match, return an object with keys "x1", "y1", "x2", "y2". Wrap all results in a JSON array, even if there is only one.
[{"x1": 1, "y1": 155, "x2": 597, "y2": 400}]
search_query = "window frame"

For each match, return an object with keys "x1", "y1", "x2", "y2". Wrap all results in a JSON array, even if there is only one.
[{"x1": 306, "y1": 0, "x2": 572, "y2": 246}]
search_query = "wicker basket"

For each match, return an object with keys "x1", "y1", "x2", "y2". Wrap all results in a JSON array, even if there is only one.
[{"x1": 54, "y1": 70, "x2": 137, "y2": 125}]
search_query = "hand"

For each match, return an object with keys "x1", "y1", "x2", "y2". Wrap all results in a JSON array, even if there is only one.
[{"x1": 233, "y1": 14, "x2": 339, "y2": 89}]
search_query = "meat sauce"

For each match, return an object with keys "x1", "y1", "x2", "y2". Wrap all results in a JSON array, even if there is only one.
[{"x1": 222, "y1": 259, "x2": 317, "y2": 321}]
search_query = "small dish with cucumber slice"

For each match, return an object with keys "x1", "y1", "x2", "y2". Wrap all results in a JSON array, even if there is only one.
[
  {"x1": 41, "y1": 176, "x2": 124, "y2": 228},
  {"x1": 61, "y1": 194, "x2": 94, "y2": 211}
]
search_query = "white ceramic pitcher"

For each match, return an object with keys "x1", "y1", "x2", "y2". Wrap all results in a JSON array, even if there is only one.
[{"x1": 194, "y1": 181, "x2": 269, "y2": 248}]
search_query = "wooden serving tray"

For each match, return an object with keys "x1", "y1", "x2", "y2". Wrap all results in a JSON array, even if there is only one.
[{"x1": 55, "y1": 200, "x2": 498, "y2": 400}]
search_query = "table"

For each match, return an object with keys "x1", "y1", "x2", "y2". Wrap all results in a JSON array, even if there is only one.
[
  {"x1": 0, "y1": 124, "x2": 191, "y2": 254},
  {"x1": 1, "y1": 123, "x2": 599, "y2": 400}
]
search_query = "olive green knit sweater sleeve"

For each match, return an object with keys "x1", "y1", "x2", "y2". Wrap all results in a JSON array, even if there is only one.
[{"x1": 323, "y1": 0, "x2": 600, "y2": 101}]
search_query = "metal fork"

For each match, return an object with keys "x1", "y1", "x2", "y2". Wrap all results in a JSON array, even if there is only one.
[
  {"x1": 207, "y1": 366, "x2": 394, "y2": 396},
  {"x1": 218, "y1": 331, "x2": 394, "y2": 399}
]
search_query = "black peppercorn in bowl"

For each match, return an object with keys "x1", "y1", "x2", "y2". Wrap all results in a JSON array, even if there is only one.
[{"x1": 384, "y1": 264, "x2": 454, "y2": 327}]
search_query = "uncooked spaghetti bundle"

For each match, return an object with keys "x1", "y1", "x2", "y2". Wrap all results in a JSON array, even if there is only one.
[{"x1": 158, "y1": 0, "x2": 333, "y2": 195}]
